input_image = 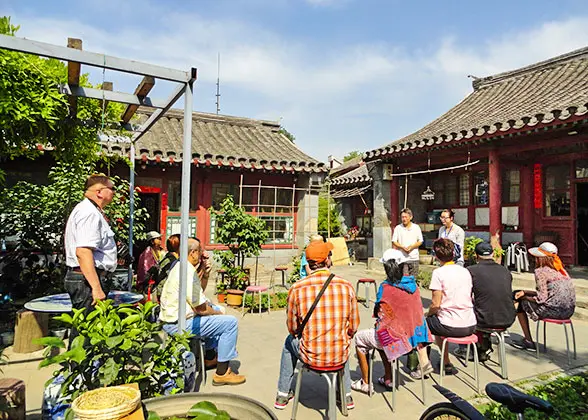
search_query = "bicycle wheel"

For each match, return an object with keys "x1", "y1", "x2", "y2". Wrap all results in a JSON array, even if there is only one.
[{"x1": 419, "y1": 402, "x2": 471, "y2": 420}]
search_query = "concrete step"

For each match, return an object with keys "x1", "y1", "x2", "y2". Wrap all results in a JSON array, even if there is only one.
[{"x1": 573, "y1": 306, "x2": 588, "y2": 321}]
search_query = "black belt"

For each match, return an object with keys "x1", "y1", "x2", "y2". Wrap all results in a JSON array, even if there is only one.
[{"x1": 68, "y1": 267, "x2": 106, "y2": 275}]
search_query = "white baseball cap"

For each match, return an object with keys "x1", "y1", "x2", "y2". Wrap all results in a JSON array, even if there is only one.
[
  {"x1": 528, "y1": 242, "x2": 558, "y2": 257},
  {"x1": 380, "y1": 248, "x2": 409, "y2": 264}
]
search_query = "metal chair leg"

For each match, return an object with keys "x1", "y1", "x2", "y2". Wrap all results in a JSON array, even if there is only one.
[
  {"x1": 200, "y1": 339, "x2": 207, "y2": 387},
  {"x1": 323, "y1": 372, "x2": 336, "y2": 420},
  {"x1": 440, "y1": 339, "x2": 447, "y2": 386},
  {"x1": 368, "y1": 351, "x2": 374, "y2": 398},
  {"x1": 391, "y1": 358, "x2": 397, "y2": 411},
  {"x1": 472, "y1": 342, "x2": 480, "y2": 393},
  {"x1": 535, "y1": 321, "x2": 541, "y2": 359},
  {"x1": 290, "y1": 363, "x2": 304, "y2": 420},
  {"x1": 543, "y1": 321, "x2": 547, "y2": 352},
  {"x1": 563, "y1": 323, "x2": 571, "y2": 365},
  {"x1": 570, "y1": 320, "x2": 577, "y2": 359},
  {"x1": 465, "y1": 343, "x2": 470, "y2": 367},
  {"x1": 338, "y1": 369, "x2": 348, "y2": 417},
  {"x1": 419, "y1": 355, "x2": 427, "y2": 405},
  {"x1": 365, "y1": 283, "x2": 370, "y2": 309}
]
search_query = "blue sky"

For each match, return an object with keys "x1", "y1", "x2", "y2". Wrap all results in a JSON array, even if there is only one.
[{"x1": 3, "y1": 0, "x2": 588, "y2": 161}]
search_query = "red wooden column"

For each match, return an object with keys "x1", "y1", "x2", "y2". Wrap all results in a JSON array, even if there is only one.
[
  {"x1": 390, "y1": 176, "x2": 399, "y2": 227},
  {"x1": 519, "y1": 164, "x2": 534, "y2": 245},
  {"x1": 489, "y1": 150, "x2": 502, "y2": 239}
]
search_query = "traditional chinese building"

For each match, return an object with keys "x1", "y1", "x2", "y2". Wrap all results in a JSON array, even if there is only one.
[{"x1": 364, "y1": 46, "x2": 588, "y2": 266}]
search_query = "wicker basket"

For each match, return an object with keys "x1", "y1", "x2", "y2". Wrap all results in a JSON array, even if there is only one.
[{"x1": 71, "y1": 386, "x2": 141, "y2": 420}]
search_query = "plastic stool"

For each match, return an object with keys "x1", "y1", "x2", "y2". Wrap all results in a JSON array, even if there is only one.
[
  {"x1": 291, "y1": 361, "x2": 348, "y2": 420},
  {"x1": 477, "y1": 327, "x2": 508, "y2": 379},
  {"x1": 356, "y1": 278, "x2": 377, "y2": 308},
  {"x1": 189, "y1": 337, "x2": 207, "y2": 389},
  {"x1": 368, "y1": 350, "x2": 427, "y2": 410},
  {"x1": 440, "y1": 334, "x2": 479, "y2": 392},
  {"x1": 242, "y1": 285, "x2": 271, "y2": 317},
  {"x1": 535, "y1": 318, "x2": 576, "y2": 365}
]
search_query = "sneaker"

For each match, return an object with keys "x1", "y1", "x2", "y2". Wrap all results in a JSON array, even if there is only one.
[
  {"x1": 514, "y1": 338, "x2": 536, "y2": 351},
  {"x1": 336, "y1": 394, "x2": 355, "y2": 410},
  {"x1": 274, "y1": 390, "x2": 295, "y2": 410},
  {"x1": 443, "y1": 363, "x2": 458, "y2": 375},
  {"x1": 410, "y1": 362, "x2": 434, "y2": 379},
  {"x1": 351, "y1": 379, "x2": 373, "y2": 395},
  {"x1": 212, "y1": 367, "x2": 246, "y2": 386}
]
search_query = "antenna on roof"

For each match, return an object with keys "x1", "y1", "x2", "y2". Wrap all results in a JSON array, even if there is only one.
[{"x1": 215, "y1": 52, "x2": 221, "y2": 114}]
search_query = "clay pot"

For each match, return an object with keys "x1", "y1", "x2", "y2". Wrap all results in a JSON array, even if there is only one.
[
  {"x1": 217, "y1": 293, "x2": 227, "y2": 304},
  {"x1": 226, "y1": 289, "x2": 244, "y2": 307}
]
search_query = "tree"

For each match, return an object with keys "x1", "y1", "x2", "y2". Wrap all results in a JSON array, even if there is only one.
[
  {"x1": 0, "y1": 16, "x2": 125, "y2": 167},
  {"x1": 278, "y1": 127, "x2": 296, "y2": 143},
  {"x1": 343, "y1": 150, "x2": 362, "y2": 162},
  {"x1": 318, "y1": 195, "x2": 342, "y2": 238}
]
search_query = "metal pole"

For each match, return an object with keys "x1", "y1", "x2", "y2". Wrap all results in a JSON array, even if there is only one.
[
  {"x1": 178, "y1": 81, "x2": 193, "y2": 333},
  {"x1": 128, "y1": 140, "x2": 136, "y2": 290}
]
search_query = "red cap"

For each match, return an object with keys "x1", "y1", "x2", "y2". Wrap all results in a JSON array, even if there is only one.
[{"x1": 305, "y1": 241, "x2": 334, "y2": 263}]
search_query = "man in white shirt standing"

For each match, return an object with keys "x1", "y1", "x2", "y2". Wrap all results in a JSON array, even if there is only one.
[
  {"x1": 438, "y1": 209, "x2": 465, "y2": 266},
  {"x1": 159, "y1": 237, "x2": 245, "y2": 386},
  {"x1": 64, "y1": 174, "x2": 117, "y2": 312},
  {"x1": 392, "y1": 208, "x2": 423, "y2": 276}
]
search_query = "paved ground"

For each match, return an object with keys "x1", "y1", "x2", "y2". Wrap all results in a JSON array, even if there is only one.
[{"x1": 4, "y1": 263, "x2": 587, "y2": 419}]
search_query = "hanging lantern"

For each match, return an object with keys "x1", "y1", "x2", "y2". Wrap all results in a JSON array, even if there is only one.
[{"x1": 421, "y1": 185, "x2": 435, "y2": 201}]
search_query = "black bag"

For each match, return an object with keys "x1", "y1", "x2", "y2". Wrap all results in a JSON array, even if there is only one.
[{"x1": 296, "y1": 273, "x2": 335, "y2": 339}]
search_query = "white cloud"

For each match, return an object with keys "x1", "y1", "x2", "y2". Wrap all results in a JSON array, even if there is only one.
[{"x1": 10, "y1": 7, "x2": 588, "y2": 161}]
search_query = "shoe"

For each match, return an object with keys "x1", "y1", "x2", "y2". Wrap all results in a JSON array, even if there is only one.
[
  {"x1": 409, "y1": 362, "x2": 434, "y2": 379},
  {"x1": 212, "y1": 367, "x2": 246, "y2": 386},
  {"x1": 443, "y1": 363, "x2": 458, "y2": 375},
  {"x1": 336, "y1": 394, "x2": 355, "y2": 410},
  {"x1": 378, "y1": 376, "x2": 394, "y2": 391},
  {"x1": 515, "y1": 338, "x2": 536, "y2": 351},
  {"x1": 274, "y1": 390, "x2": 295, "y2": 410},
  {"x1": 453, "y1": 347, "x2": 468, "y2": 359},
  {"x1": 351, "y1": 379, "x2": 373, "y2": 395}
]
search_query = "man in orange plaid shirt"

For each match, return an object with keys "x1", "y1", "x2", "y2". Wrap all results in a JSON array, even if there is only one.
[{"x1": 274, "y1": 240, "x2": 360, "y2": 411}]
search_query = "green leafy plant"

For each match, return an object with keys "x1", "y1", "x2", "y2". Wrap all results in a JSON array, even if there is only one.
[
  {"x1": 463, "y1": 236, "x2": 484, "y2": 264},
  {"x1": 210, "y1": 196, "x2": 268, "y2": 291},
  {"x1": 482, "y1": 372, "x2": 588, "y2": 419},
  {"x1": 288, "y1": 254, "x2": 302, "y2": 285},
  {"x1": 148, "y1": 401, "x2": 230, "y2": 420},
  {"x1": 242, "y1": 291, "x2": 288, "y2": 311},
  {"x1": 318, "y1": 194, "x2": 342, "y2": 238},
  {"x1": 36, "y1": 300, "x2": 192, "y2": 406},
  {"x1": 416, "y1": 270, "x2": 432, "y2": 289}
]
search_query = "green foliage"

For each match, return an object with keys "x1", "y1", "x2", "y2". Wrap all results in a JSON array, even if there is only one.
[
  {"x1": 243, "y1": 291, "x2": 288, "y2": 311},
  {"x1": 148, "y1": 401, "x2": 230, "y2": 420},
  {"x1": 288, "y1": 254, "x2": 302, "y2": 285},
  {"x1": 0, "y1": 162, "x2": 148, "y2": 251},
  {"x1": 278, "y1": 127, "x2": 296, "y2": 143},
  {"x1": 416, "y1": 270, "x2": 432, "y2": 288},
  {"x1": 211, "y1": 195, "x2": 268, "y2": 291},
  {"x1": 482, "y1": 373, "x2": 588, "y2": 419},
  {"x1": 464, "y1": 236, "x2": 483, "y2": 264},
  {"x1": 36, "y1": 300, "x2": 192, "y2": 403},
  {"x1": 0, "y1": 16, "x2": 125, "y2": 164},
  {"x1": 343, "y1": 150, "x2": 361, "y2": 162},
  {"x1": 318, "y1": 195, "x2": 342, "y2": 238}
]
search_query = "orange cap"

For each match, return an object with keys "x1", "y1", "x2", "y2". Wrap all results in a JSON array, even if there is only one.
[{"x1": 305, "y1": 241, "x2": 334, "y2": 263}]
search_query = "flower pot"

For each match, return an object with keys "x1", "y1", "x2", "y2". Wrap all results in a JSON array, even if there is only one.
[
  {"x1": 226, "y1": 289, "x2": 244, "y2": 307},
  {"x1": 50, "y1": 328, "x2": 68, "y2": 340},
  {"x1": 0, "y1": 331, "x2": 14, "y2": 346},
  {"x1": 143, "y1": 392, "x2": 277, "y2": 420},
  {"x1": 217, "y1": 293, "x2": 227, "y2": 304}
]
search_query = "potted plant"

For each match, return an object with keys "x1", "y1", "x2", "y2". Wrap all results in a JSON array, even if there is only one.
[
  {"x1": 463, "y1": 236, "x2": 483, "y2": 266},
  {"x1": 35, "y1": 300, "x2": 192, "y2": 418},
  {"x1": 210, "y1": 196, "x2": 268, "y2": 306},
  {"x1": 215, "y1": 280, "x2": 228, "y2": 304}
]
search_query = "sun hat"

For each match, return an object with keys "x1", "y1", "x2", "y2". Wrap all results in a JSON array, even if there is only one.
[
  {"x1": 380, "y1": 248, "x2": 409, "y2": 264},
  {"x1": 528, "y1": 242, "x2": 558, "y2": 257},
  {"x1": 146, "y1": 231, "x2": 162, "y2": 241},
  {"x1": 305, "y1": 241, "x2": 334, "y2": 263}
]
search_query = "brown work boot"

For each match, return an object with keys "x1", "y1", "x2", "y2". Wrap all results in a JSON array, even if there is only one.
[{"x1": 212, "y1": 367, "x2": 246, "y2": 386}]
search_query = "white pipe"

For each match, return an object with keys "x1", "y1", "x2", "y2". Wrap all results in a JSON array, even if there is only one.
[{"x1": 391, "y1": 160, "x2": 480, "y2": 177}]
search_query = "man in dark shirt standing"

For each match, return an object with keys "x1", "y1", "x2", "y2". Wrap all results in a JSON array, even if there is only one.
[{"x1": 459, "y1": 242, "x2": 516, "y2": 361}]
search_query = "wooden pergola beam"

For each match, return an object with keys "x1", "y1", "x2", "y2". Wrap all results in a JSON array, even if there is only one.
[
  {"x1": 67, "y1": 38, "x2": 82, "y2": 116},
  {"x1": 121, "y1": 76, "x2": 155, "y2": 123}
]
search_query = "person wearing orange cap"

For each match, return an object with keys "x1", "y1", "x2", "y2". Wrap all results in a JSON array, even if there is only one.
[
  {"x1": 274, "y1": 240, "x2": 360, "y2": 412},
  {"x1": 513, "y1": 242, "x2": 576, "y2": 350}
]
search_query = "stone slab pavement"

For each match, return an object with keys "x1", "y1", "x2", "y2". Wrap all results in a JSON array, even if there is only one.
[{"x1": 5, "y1": 262, "x2": 587, "y2": 419}]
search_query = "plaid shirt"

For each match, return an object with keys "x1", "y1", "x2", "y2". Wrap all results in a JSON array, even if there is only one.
[{"x1": 287, "y1": 269, "x2": 360, "y2": 368}]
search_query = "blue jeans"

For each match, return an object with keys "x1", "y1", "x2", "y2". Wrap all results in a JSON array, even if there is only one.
[
  {"x1": 276, "y1": 335, "x2": 351, "y2": 396},
  {"x1": 163, "y1": 314, "x2": 239, "y2": 362}
]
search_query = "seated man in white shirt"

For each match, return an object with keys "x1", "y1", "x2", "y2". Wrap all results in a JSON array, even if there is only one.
[{"x1": 159, "y1": 237, "x2": 245, "y2": 386}]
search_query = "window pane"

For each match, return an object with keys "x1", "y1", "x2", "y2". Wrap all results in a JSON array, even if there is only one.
[
  {"x1": 502, "y1": 169, "x2": 520, "y2": 204},
  {"x1": 432, "y1": 177, "x2": 444, "y2": 206},
  {"x1": 576, "y1": 160, "x2": 588, "y2": 178},
  {"x1": 545, "y1": 165, "x2": 570, "y2": 190},
  {"x1": 211, "y1": 183, "x2": 238, "y2": 210},
  {"x1": 445, "y1": 176, "x2": 457, "y2": 206},
  {"x1": 545, "y1": 191, "x2": 571, "y2": 216},
  {"x1": 167, "y1": 180, "x2": 198, "y2": 211},
  {"x1": 474, "y1": 172, "x2": 488, "y2": 206},
  {"x1": 259, "y1": 216, "x2": 293, "y2": 243},
  {"x1": 459, "y1": 174, "x2": 470, "y2": 206}
]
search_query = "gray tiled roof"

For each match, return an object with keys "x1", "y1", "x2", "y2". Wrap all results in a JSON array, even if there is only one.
[
  {"x1": 101, "y1": 108, "x2": 326, "y2": 172},
  {"x1": 366, "y1": 46, "x2": 588, "y2": 159},
  {"x1": 330, "y1": 163, "x2": 371, "y2": 186}
]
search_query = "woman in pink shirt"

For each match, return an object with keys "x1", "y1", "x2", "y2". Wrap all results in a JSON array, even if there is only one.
[{"x1": 426, "y1": 238, "x2": 477, "y2": 375}]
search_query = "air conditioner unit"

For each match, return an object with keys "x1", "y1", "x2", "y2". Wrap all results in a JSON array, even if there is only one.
[{"x1": 383, "y1": 164, "x2": 394, "y2": 180}]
